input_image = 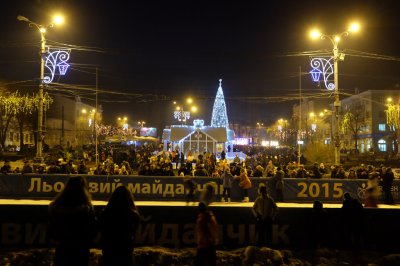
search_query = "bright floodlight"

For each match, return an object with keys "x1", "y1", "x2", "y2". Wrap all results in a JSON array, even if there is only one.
[
  {"x1": 191, "y1": 106, "x2": 197, "y2": 112},
  {"x1": 187, "y1": 98, "x2": 193, "y2": 104},
  {"x1": 348, "y1": 22, "x2": 360, "y2": 32},
  {"x1": 53, "y1": 15, "x2": 64, "y2": 25},
  {"x1": 387, "y1": 97, "x2": 393, "y2": 102},
  {"x1": 310, "y1": 29, "x2": 321, "y2": 39}
]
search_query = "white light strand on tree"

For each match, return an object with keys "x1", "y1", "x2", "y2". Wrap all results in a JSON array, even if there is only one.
[{"x1": 211, "y1": 79, "x2": 229, "y2": 128}]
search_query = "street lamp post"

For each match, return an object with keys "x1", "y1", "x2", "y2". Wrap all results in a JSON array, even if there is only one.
[
  {"x1": 18, "y1": 14, "x2": 64, "y2": 162},
  {"x1": 309, "y1": 22, "x2": 360, "y2": 165}
]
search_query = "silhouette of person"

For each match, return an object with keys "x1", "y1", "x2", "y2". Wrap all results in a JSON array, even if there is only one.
[
  {"x1": 48, "y1": 176, "x2": 96, "y2": 266},
  {"x1": 98, "y1": 186, "x2": 141, "y2": 266},
  {"x1": 308, "y1": 200, "x2": 330, "y2": 248},
  {"x1": 195, "y1": 202, "x2": 219, "y2": 266},
  {"x1": 341, "y1": 192, "x2": 364, "y2": 249},
  {"x1": 382, "y1": 167, "x2": 394, "y2": 204},
  {"x1": 252, "y1": 184, "x2": 278, "y2": 247}
]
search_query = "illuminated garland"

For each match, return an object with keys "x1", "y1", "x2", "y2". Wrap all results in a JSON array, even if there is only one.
[
  {"x1": 309, "y1": 57, "x2": 334, "y2": 90},
  {"x1": 44, "y1": 47, "x2": 71, "y2": 84}
]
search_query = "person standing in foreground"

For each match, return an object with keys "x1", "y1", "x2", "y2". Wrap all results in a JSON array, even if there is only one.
[
  {"x1": 98, "y1": 186, "x2": 141, "y2": 266},
  {"x1": 252, "y1": 184, "x2": 278, "y2": 247},
  {"x1": 195, "y1": 202, "x2": 219, "y2": 266},
  {"x1": 48, "y1": 176, "x2": 96, "y2": 266}
]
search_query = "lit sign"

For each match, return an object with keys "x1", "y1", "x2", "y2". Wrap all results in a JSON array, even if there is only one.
[
  {"x1": 44, "y1": 47, "x2": 71, "y2": 84},
  {"x1": 261, "y1": 140, "x2": 279, "y2": 147},
  {"x1": 234, "y1": 138, "x2": 250, "y2": 145},
  {"x1": 309, "y1": 57, "x2": 334, "y2": 90}
]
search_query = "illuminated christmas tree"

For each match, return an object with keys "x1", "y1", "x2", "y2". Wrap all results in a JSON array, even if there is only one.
[{"x1": 211, "y1": 79, "x2": 229, "y2": 128}]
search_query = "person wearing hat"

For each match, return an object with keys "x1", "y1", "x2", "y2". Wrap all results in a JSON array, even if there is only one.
[{"x1": 252, "y1": 184, "x2": 278, "y2": 247}]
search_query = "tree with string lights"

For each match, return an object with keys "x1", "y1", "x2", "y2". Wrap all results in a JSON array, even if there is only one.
[{"x1": 211, "y1": 79, "x2": 229, "y2": 128}]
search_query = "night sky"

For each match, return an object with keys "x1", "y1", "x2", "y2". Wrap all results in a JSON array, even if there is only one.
[{"x1": 1, "y1": 0, "x2": 400, "y2": 128}]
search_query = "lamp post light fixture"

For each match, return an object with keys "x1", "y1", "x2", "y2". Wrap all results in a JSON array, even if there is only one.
[
  {"x1": 309, "y1": 22, "x2": 360, "y2": 165},
  {"x1": 173, "y1": 98, "x2": 197, "y2": 125},
  {"x1": 17, "y1": 14, "x2": 65, "y2": 162},
  {"x1": 138, "y1": 121, "x2": 146, "y2": 128}
]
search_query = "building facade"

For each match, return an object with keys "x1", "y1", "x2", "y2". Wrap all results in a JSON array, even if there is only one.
[{"x1": 340, "y1": 90, "x2": 400, "y2": 154}]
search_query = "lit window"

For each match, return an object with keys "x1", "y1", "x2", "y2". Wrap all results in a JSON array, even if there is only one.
[
  {"x1": 378, "y1": 124, "x2": 386, "y2": 131},
  {"x1": 378, "y1": 139, "x2": 386, "y2": 152}
]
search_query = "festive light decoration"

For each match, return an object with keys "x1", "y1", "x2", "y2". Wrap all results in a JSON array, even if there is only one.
[
  {"x1": 193, "y1": 119, "x2": 204, "y2": 128},
  {"x1": 174, "y1": 110, "x2": 191, "y2": 122},
  {"x1": 211, "y1": 79, "x2": 229, "y2": 128},
  {"x1": 309, "y1": 57, "x2": 334, "y2": 90},
  {"x1": 44, "y1": 47, "x2": 71, "y2": 84}
]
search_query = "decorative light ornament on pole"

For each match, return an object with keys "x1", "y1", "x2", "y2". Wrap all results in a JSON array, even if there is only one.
[
  {"x1": 18, "y1": 14, "x2": 70, "y2": 162},
  {"x1": 173, "y1": 98, "x2": 197, "y2": 125},
  {"x1": 308, "y1": 22, "x2": 360, "y2": 165}
]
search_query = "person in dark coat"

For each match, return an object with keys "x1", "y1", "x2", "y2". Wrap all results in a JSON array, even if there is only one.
[
  {"x1": 382, "y1": 167, "x2": 395, "y2": 204},
  {"x1": 48, "y1": 176, "x2": 96, "y2": 266},
  {"x1": 98, "y1": 186, "x2": 141, "y2": 266},
  {"x1": 308, "y1": 200, "x2": 330, "y2": 248},
  {"x1": 252, "y1": 184, "x2": 278, "y2": 247},
  {"x1": 195, "y1": 202, "x2": 219, "y2": 266},
  {"x1": 341, "y1": 192, "x2": 364, "y2": 249}
]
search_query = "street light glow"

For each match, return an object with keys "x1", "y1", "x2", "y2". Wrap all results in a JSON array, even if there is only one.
[
  {"x1": 40, "y1": 27, "x2": 46, "y2": 33},
  {"x1": 53, "y1": 15, "x2": 64, "y2": 25},
  {"x1": 310, "y1": 29, "x2": 321, "y2": 39},
  {"x1": 387, "y1": 97, "x2": 393, "y2": 103},
  {"x1": 348, "y1": 22, "x2": 360, "y2": 33},
  {"x1": 191, "y1": 106, "x2": 197, "y2": 112},
  {"x1": 187, "y1": 98, "x2": 193, "y2": 104}
]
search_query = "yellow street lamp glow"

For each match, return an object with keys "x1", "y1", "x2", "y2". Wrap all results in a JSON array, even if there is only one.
[
  {"x1": 309, "y1": 112, "x2": 315, "y2": 117},
  {"x1": 310, "y1": 29, "x2": 321, "y2": 39},
  {"x1": 39, "y1": 27, "x2": 46, "y2": 33},
  {"x1": 334, "y1": 36, "x2": 341, "y2": 43},
  {"x1": 191, "y1": 106, "x2": 197, "y2": 112},
  {"x1": 319, "y1": 112, "x2": 324, "y2": 117},
  {"x1": 53, "y1": 15, "x2": 64, "y2": 25},
  {"x1": 123, "y1": 117, "x2": 127, "y2": 121},
  {"x1": 187, "y1": 98, "x2": 193, "y2": 104},
  {"x1": 176, "y1": 106, "x2": 181, "y2": 111},
  {"x1": 81, "y1": 109, "x2": 87, "y2": 114},
  {"x1": 348, "y1": 22, "x2": 360, "y2": 33}
]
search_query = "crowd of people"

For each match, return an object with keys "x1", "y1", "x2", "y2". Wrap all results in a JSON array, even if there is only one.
[{"x1": 47, "y1": 173, "x2": 370, "y2": 266}]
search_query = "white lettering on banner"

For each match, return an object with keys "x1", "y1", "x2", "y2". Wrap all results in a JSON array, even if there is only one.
[
  {"x1": 392, "y1": 186, "x2": 398, "y2": 192},
  {"x1": 99, "y1": 183, "x2": 110, "y2": 193},
  {"x1": 153, "y1": 180, "x2": 162, "y2": 194},
  {"x1": 181, "y1": 224, "x2": 196, "y2": 245},
  {"x1": 127, "y1": 183, "x2": 141, "y2": 194},
  {"x1": 42, "y1": 182, "x2": 53, "y2": 192},
  {"x1": 158, "y1": 224, "x2": 180, "y2": 247},
  {"x1": 163, "y1": 184, "x2": 175, "y2": 197},
  {"x1": 25, "y1": 224, "x2": 47, "y2": 244},
  {"x1": 175, "y1": 184, "x2": 185, "y2": 195},
  {"x1": 226, "y1": 224, "x2": 245, "y2": 244},
  {"x1": 28, "y1": 178, "x2": 41, "y2": 192},
  {"x1": 2, "y1": 223, "x2": 21, "y2": 244},
  {"x1": 136, "y1": 224, "x2": 156, "y2": 244},
  {"x1": 142, "y1": 184, "x2": 151, "y2": 194},
  {"x1": 297, "y1": 182, "x2": 343, "y2": 198},
  {"x1": 53, "y1": 182, "x2": 64, "y2": 192},
  {"x1": 28, "y1": 178, "x2": 67, "y2": 193}
]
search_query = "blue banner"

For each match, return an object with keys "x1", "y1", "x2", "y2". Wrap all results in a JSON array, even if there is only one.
[{"x1": 0, "y1": 174, "x2": 398, "y2": 203}]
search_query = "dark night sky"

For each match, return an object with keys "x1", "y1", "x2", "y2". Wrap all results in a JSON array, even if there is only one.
[{"x1": 1, "y1": 0, "x2": 400, "y2": 128}]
